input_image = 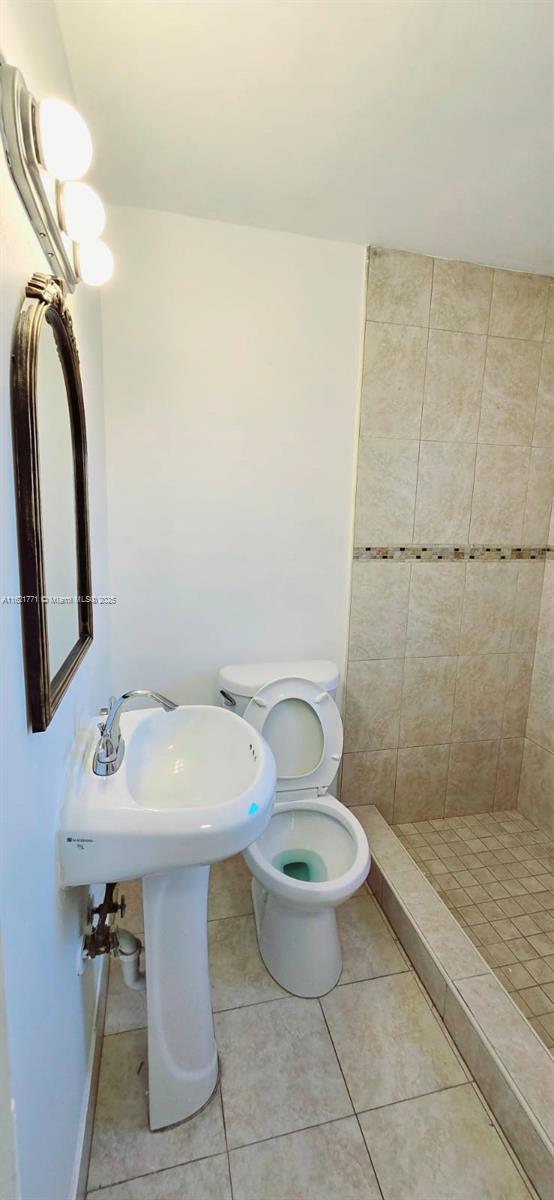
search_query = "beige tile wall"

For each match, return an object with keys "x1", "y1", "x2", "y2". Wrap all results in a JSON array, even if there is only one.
[
  {"x1": 518, "y1": 558, "x2": 554, "y2": 831},
  {"x1": 342, "y1": 248, "x2": 553, "y2": 825}
]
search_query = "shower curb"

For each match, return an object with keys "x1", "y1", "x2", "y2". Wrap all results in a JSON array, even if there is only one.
[{"x1": 352, "y1": 806, "x2": 554, "y2": 1200}]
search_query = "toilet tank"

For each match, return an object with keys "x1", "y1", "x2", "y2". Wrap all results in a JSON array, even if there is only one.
[{"x1": 218, "y1": 660, "x2": 340, "y2": 716}]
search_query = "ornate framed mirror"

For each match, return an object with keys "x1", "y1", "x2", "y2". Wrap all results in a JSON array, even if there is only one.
[{"x1": 11, "y1": 272, "x2": 93, "y2": 731}]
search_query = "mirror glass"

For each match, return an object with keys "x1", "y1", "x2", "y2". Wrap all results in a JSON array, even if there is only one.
[{"x1": 35, "y1": 321, "x2": 79, "y2": 677}]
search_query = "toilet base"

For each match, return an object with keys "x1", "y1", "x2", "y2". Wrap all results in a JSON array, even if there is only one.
[{"x1": 251, "y1": 879, "x2": 342, "y2": 997}]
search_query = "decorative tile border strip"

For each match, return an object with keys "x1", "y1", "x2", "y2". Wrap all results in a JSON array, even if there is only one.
[{"x1": 353, "y1": 544, "x2": 552, "y2": 561}]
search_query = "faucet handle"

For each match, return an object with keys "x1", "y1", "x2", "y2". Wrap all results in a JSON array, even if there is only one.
[
  {"x1": 96, "y1": 732, "x2": 118, "y2": 764},
  {"x1": 98, "y1": 696, "x2": 118, "y2": 728}
]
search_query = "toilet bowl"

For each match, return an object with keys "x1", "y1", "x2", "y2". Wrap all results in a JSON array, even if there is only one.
[
  {"x1": 244, "y1": 794, "x2": 369, "y2": 996},
  {"x1": 219, "y1": 662, "x2": 371, "y2": 997}
]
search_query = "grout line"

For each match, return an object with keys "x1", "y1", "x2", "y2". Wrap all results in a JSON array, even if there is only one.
[
  {"x1": 486, "y1": 270, "x2": 496, "y2": 337},
  {"x1": 417, "y1": 261, "x2": 434, "y2": 430},
  {"x1": 443, "y1": 560, "x2": 469, "y2": 815},
  {"x1": 425, "y1": 259, "x2": 434, "y2": 327},
  {"x1": 402, "y1": 560, "x2": 412, "y2": 655},
  {"x1": 409, "y1": 972, "x2": 474, "y2": 1075},
  {"x1": 468, "y1": 1082, "x2": 542, "y2": 1199},
  {"x1": 390, "y1": 560, "x2": 413, "y2": 822},
  {"x1": 348, "y1": 264, "x2": 372, "y2": 651},
  {"x1": 360, "y1": 316, "x2": 552, "y2": 345},
  {"x1": 474, "y1": 332, "x2": 492, "y2": 448},
  {"x1": 349, "y1": 649, "x2": 531, "y2": 663},
  {"x1": 103, "y1": 962, "x2": 413, "y2": 1038},
  {"x1": 524, "y1": 730, "x2": 554, "y2": 755},
  {"x1": 393, "y1": 563, "x2": 418, "y2": 820},
  {"x1": 363, "y1": 885, "x2": 403, "y2": 940},
  {"x1": 356, "y1": 1078, "x2": 470, "y2": 1119},
  {"x1": 346, "y1": 736, "x2": 521, "y2": 754},
  {"x1": 409, "y1": 347, "x2": 431, "y2": 546},
  {"x1": 362, "y1": 1079, "x2": 538, "y2": 1198},
  {"x1": 354, "y1": 430, "x2": 554, "y2": 448},
  {"x1": 443, "y1": 741, "x2": 453, "y2": 820},
  {"x1": 218, "y1": 1085, "x2": 233, "y2": 1198},
  {"x1": 509, "y1": 556, "x2": 539, "y2": 652},
  {"x1": 529, "y1": 340, "x2": 546, "y2": 452},
  {"x1": 467, "y1": 272, "x2": 499, "y2": 544},
  {"x1": 226, "y1": 1112, "x2": 379, "y2": 1161},
  {"x1": 490, "y1": 716, "x2": 503, "y2": 812},
  {"x1": 225, "y1": 1150, "x2": 234, "y2": 1200},
  {"x1": 85, "y1": 1149, "x2": 230, "y2": 1196},
  {"x1": 393, "y1": 655, "x2": 408, "y2": 824},
  {"x1": 518, "y1": 445, "x2": 535, "y2": 551},
  {"x1": 216, "y1": 1042, "x2": 230, "y2": 1160},
  {"x1": 405, "y1": 259, "x2": 435, "y2": 549},
  {"x1": 456, "y1": 557, "x2": 467, "y2": 657},
  {"x1": 317, "y1": 999, "x2": 385, "y2": 1200},
  {"x1": 208, "y1": 909, "x2": 253, "y2": 923},
  {"x1": 84, "y1": 1032, "x2": 109, "y2": 1196},
  {"x1": 347, "y1": 734, "x2": 510, "y2": 788}
]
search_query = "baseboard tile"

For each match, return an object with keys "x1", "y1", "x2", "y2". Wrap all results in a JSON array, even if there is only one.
[{"x1": 73, "y1": 957, "x2": 110, "y2": 1200}]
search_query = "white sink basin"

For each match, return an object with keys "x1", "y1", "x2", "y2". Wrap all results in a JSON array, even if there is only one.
[
  {"x1": 59, "y1": 705, "x2": 276, "y2": 885},
  {"x1": 59, "y1": 702, "x2": 276, "y2": 1131}
]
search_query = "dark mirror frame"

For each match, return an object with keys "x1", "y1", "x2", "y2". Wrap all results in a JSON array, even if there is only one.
[{"x1": 11, "y1": 272, "x2": 93, "y2": 732}]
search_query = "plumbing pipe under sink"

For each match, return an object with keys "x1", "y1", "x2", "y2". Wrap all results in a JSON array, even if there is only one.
[{"x1": 115, "y1": 927, "x2": 145, "y2": 991}]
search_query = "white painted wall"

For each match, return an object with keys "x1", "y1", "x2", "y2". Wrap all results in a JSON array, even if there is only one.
[
  {"x1": 102, "y1": 207, "x2": 365, "y2": 704},
  {"x1": 0, "y1": 4, "x2": 110, "y2": 1198},
  {"x1": 57, "y1": 0, "x2": 554, "y2": 274},
  {"x1": 0, "y1": 937, "x2": 19, "y2": 1200}
]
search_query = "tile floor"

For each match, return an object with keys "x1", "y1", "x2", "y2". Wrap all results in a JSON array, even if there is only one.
[
  {"x1": 392, "y1": 810, "x2": 554, "y2": 1052},
  {"x1": 85, "y1": 859, "x2": 538, "y2": 1199}
]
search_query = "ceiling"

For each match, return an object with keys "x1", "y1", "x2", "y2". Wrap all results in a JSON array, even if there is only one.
[{"x1": 55, "y1": 0, "x2": 553, "y2": 273}]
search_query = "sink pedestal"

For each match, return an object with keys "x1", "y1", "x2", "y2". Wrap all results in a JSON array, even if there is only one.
[{"x1": 142, "y1": 865, "x2": 218, "y2": 1130}]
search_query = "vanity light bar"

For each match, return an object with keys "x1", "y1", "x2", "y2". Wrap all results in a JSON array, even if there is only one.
[
  {"x1": 74, "y1": 239, "x2": 114, "y2": 288},
  {"x1": 56, "y1": 180, "x2": 106, "y2": 242},
  {"x1": 0, "y1": 59, "x2": 113, "y2": 290},
  {"x1": 0, "y1": 62, "x2": 78, "y2": 288},
  {"x1": 37, "y1": 97, "x2": 93, "y2": 180}
]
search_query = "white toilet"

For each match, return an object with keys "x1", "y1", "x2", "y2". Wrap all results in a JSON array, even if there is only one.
[{"x1": 218, "y1": 660, "x2": 370, "y2": 997}]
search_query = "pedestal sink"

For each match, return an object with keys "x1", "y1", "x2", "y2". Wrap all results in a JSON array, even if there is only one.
[{"x1": 59, "y1": 705, "x2": 276, "y2": 1129}]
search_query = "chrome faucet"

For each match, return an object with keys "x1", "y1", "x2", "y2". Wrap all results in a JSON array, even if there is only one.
[{"x1": 93, "y1": 690, "x2": 178, "y2": 777}]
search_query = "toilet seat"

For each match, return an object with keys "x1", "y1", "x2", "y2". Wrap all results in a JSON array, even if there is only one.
[
  {"x1": 243, "y1": 676, "x2": 343, "y2": 795},
  {"x1": 243, "y1": 795, "x2": 370, "y2": 909}
]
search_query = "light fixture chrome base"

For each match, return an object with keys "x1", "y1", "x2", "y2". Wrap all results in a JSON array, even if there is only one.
[{"x1": 0, "y1": 61, "x2": 78, "y2": 290}]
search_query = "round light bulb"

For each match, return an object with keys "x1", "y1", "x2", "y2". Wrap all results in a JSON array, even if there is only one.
[
  {"x1": 77, "y1": 239, "x2": 114, "y2": 286},
  {"x1": 38, "y1": 99, "x2": 93, "y2": 180},
  {"x1": 59, "y1": 181, "x2": 106, "y2": 241}
]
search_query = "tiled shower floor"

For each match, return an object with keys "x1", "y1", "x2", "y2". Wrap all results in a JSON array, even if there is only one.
[
  {"x1": 84, "y1": 861, "x2": 536, "y2": 1199},
  {"x1": 392, "y1": 810, "x2": 554, "y2": 1052}
]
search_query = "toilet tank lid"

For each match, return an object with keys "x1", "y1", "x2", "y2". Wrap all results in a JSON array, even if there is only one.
[{"x1": 219, "y1": 660, "x2": 340, "y2": 698}]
